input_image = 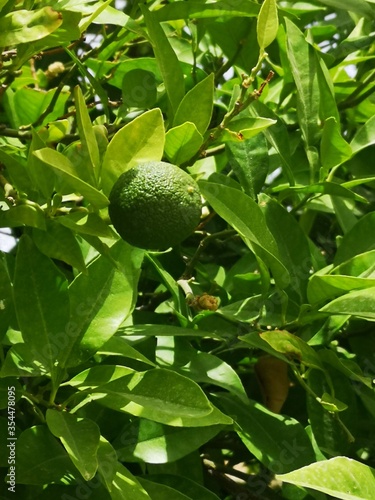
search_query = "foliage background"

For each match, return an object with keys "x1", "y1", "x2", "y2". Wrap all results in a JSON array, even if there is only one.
[{"x1": 1, "y1": 0, "x2": 375, "y2": 499}]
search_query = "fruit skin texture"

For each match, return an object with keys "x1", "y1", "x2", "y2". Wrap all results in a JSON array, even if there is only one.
[{"x1": 108, "y1": 161, "x2": 202, "y2": 250}]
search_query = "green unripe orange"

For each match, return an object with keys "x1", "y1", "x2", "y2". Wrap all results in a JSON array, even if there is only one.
[{"x1": 108, "y1": 161, "x2": 202, "y2": 250}]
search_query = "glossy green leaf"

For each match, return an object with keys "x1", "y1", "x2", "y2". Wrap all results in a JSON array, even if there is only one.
[
  {"x1": 74, "y1": 86, "x2": 100, "y2": 186},
  {"x1": 0, "y1": 203, "x2": 46, "y2": 230},
  {"x1": 319, "y1": 287, "x2": 375, "y2": 321},
  {"x1": 173, "y1": 74, "x2": 214, "y2": 135},
  {"x1": 46, "y1": 410, "x2": 100, "y2": 481},
  {"x1": 218, "y1": 394, "x2": 316, "y2": 474},
  {"x1": 115, "y1": 419, "x2": 223, "y2": 464},
  {"x1": 222, "y1": 117, "x2": 276, "y2": 142},
  {"x1": 277, "y1": 456, "x2": 375, "y2": 499},
  {"x1": 97, "y1": 438, "x2": 151, "y2": 500},
  {"x1": 226, "y1": 134, "x2": 268, "y2": 198},
  {"x1": 141, "y1": 5, "x2": 185, "y2": 117},
  {"x1": 101, "y1": 108, "x2": 165, "y2": 195},
  {"x1": 334, "y1": 213, "x2": 375, "y2": 265},
  {"x1": 33, "y1": 148, "x2": 109, "y2": 208},
  {"x1": 64, "y1": 240, "x2": 144, "y2": 367},
  {"x1": 0, "y1": 343, "x2": 51, "y2": 377},
  {"x1": 277, "y1": 182, "x2": 367, "y2": 203},
  {"x1": 350, "y1": 114, "x2": 375, "y2": 155},
  {"x1": 27, "y1": 129, "x2": 55, "y2": 199},
  {"x1": 165, "y1": 122, "x2": 203, "y2": 165},
  {"x1": 218, "y1": 295, "x2": 263, "y2": 324},
  {"x1": 156, "y1": 338, "x2": 247, "y2": 403},
  {"x1": 155, "y1": 1, "x2": 260, "y2": 21},
  {"x1": 308, "y1": 274, "x2": 375, "y2": 304},
  {"x1": 66, "y1": 365, "x2": 136, "y2": 389},
  {"x1": 16, "y1": 426, "x2": 79, "y2": 485},
  {"x1": 314, "y1": 0, "x2": 375, "y2": 19},
  {"x1": 285, "y1": 18, "x2": 320, "y2": 174},
  {"x1": 75, "y1": 368, "x2": 232, "y2": 427},
  {"x1": 257, "y1": 0, "x2": 279, "y2": 50},
  {"x1": 138, "y1": 478, "x2": 191, "y2": 500},
  {"x1": 57, "y1": 212, "x2": 116, "y2": 239},
  {"x1": 249, "y1": 101, "x2": 295, "y2": 185},
  {"x1": 139, "y1": 475, "x2": 221, "y2": 500},
  {"x1": 122, "y1": 69, "x2": 157, "y2": 108},
  {"x1": 98, "y1": 336, "x2": 156, "y2": 366},
  {"x1": 0, "y1": 7, "x2": 62, "y2": 46},
  {"x1": 13, "y1": 236, "x2": 70, "y2": 378},
  {"x1": 32, "y1": 220, "x2": 86, "y2": 273},
  {"x1": 319, "y1": 349, "x2": 372, "y2": 389},
  {"x1": 260, "y1": 330, "x2": 324, "y2": 370},
  {"x1": 122, "y1": 324, "x2": 224, "y2": 340},
  {"x1": 258, "y1": 194, "x2": 312, "y2": 303},
  {"x1": 199, "y1": 181, "x2": 290, "y2": 289},
  {"x1": 320, "y1": 117, "x2": 352, "y2": 178},
  {"x1": 13, "y1": 87, "x2": 69, "y2": 127}
]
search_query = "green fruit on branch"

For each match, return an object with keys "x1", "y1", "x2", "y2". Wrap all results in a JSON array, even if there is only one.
[{"x1": 108, "y1": 161, "x2": 202, "y2": 250}]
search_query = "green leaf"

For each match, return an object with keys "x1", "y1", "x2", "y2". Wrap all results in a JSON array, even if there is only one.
[
  {"x1": 173, "y1": 74, "x2": 214, "y2": 135},
  {"x1": 16, "y1": 426, "x2": 79, "y2": 485},
  {"x1": 350, "y1": 114, "x2": 375, "y2": 155},
  {"x1": 122, "y1": 69, "x2": 157, "y2": 109},
  {"x1": 75, "y1": 368, "x2": 232, "y2": 427},
  {"x1": 249, "y1": 101, "x2": 295, "y2": 185},
  {"x1": 0, "y1": 203, "x2": 46, "y2": 230},
  {"x1": 13, "y1": 236, "x2": 70, "y2": 379},
  {"x1": 140, "y1": 4, "x2": 185, "y2": 117},
  {"x1": 33, "y1": 148, "x2": 109, "y2": 208},
  {"x1": 27, "y1": 129, "x2": 55, "y2": 199},
  {"x1": 32, "y1": 220, "x2": 86, "y2": 273},
  {"x1": 165, "y1": 122, "x2": 203, "y2": 165},
  {"x1": 217, "y1": 394, "x2": 316, "y2": 474},
  {"x1": 1, "y1": 343, "x2": 51, "y2": 377},
  {"x1": 222, "y1": 117, "x2": 276, "y2": 142},
  {"x1": 64, "y1": 240, "x2": 144, "y2": 367},
  {"x1": 285, "y1": 18, "x2": 320, "y2": 174},
  {"x1": 97, "y1": 438, "x2": 152, "y2": 500},
  {"x1": 257, "y1": 0, "x2": 279, "y2": 50},
  {"x1": 308, "y1": 274, "x2": 375, "y2": 304},
  {"x1": 0, "y1": 7, "x2": 62, "y2": 46},
  {"x1": 314, "y1": 0, "x2": 375, "y2": 19},
  {"x1": 46, "y1": 410, "x2": 100, "y2": 481},
  {"x1": 101, "y1": 108, "x2": 165, "y2": 196},
  {"x1": 199, "y1": 181, "x2": 290, "y2": 289},
  {"x1": 74, "y1": 86, "x2": 100, "y2": 186},
  {"x1": 334, "y1": 213, "x2": 375, "y2": 265},
  {"x1": 260, "y1": 330, "x2": 324, "y2": 370},
  {"x1": 319, "y1": 287, "x2": 375, "y2": 321},
  {"x1": 155, "y1": 1, "x2": 260, "y2": 21},
  {"x1": 320, "y1": 117, "x2": 352, "y2": 179},
  {"x1": 13, "y1": 87, "x2": 69, "y2": 126},
  {"x1": 276, "y1": 456, "x2": 375, "y2": 499},
  {"x1": 98, "y1": 336, "x2": 156, "y2": 366},
  {"x1": 122, "y1": 324, "x2": 224, "y2": 340},
  {"x1": 226, "y1": 134, "x2": 269, "y2": 198},
  {"x1": 57, "y1": 211, "x2": 116, "y2": 239},
  {"x1": 114, "y1": 419, "x2": 223, "y2": 464},
  {"x1": 139, "y1": 475, "x2": 221, "y2": 500},
  {"x1": 138, "y1": 478, "x2": 191, "y2": 500},
  {"x1": 277, "y1": 182, "x2": 367, "y2": 204},
  {"x1": 258, "y1": 193, "x2": 312, "y2": 303}
]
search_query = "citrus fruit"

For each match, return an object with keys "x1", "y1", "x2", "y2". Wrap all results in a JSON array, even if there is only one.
[{"x1": 108, "y1": 161, "x2": 202, "y2": 249}]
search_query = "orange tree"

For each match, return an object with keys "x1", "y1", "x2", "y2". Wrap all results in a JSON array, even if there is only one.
[{"x1": 1, "y1": 1, "x2": 375, "y2": 499}]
